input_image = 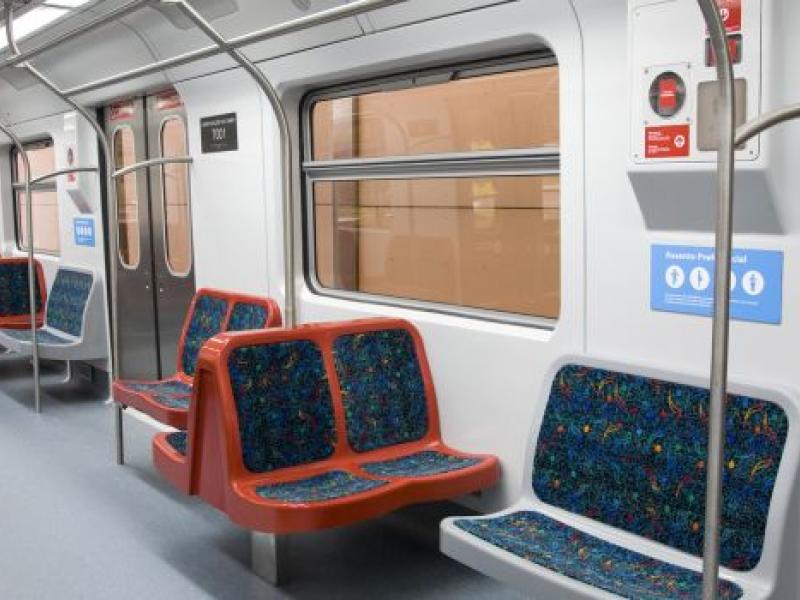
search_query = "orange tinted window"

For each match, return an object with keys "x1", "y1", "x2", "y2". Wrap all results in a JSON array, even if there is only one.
[
  {"x1": 311, "y1": 66, "x2": 559, "y2": 160},
  {"x1": 113, "y1": 127, "x2": 140, "y2": 268},
  {"x1": 160, "y1": 118, "x2": 192, "y2": 275}
]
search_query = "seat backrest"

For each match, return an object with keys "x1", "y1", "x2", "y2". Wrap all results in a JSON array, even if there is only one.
[
  {"x1": 226, "y1": 300, "x2": 274, "y2": 332},
  {"x1": 331, "y1": 326, "x2": 431, "y2": 453},
  {"x1": 179, "y1": 293, "x2": 230, "y2": 377},
  {"x1": 0, "y1": 258, "x2": 45, "y2": 317},
  {"x1": 227, "y1": 339, "x2": 337, "y2": 473},
  {"x1": 178, "y1": 290, "x2": 282, "y2": 377},
  {"x1": 532, "y1": 364, "x2": 789, "y2": 571},
  {"x1": 45, "y1": 268, "x2": 93, "y2": 336}
]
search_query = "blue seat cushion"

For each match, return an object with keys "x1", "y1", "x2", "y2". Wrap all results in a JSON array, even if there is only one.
[
  {"x1": 455, "y1": 511, "x2": 743, "y2": 600},
  {"x1": 333, "y1": 329, "x2": 429, "y2": 453},
  {"x1": 123, "y1": 380, "x2": 193, "y2": 410},
  {"x1": 0, "y1": 328, "x2": 73, "y2": 345},
  {"x1": 256, "y1": 470, "x2": 388, "y2": 503},
  {"x1": 0, "y1": 262, "x2": 43, "y2": 316},
  {"x1": 228, "y1": 340, "x2": 337, "y2": 474},
  {"x1": 45, "y1": 269, "x2": 92, "y2": 337},
  {"x1": 166, "y1": 431, "x2": 187, "y2": 456},
  {"x1": 533, "y1": 365, "x2": 789, "y2": 571},
  {"x1": 362, "y1": 451, "x2": 480, "y2": 478},
  {"x1": 227, "y1": 302, "x2": 269, "y2": 332},
  {"x1": 181, "y1": 295, "x2": 228, "y2": 376}
]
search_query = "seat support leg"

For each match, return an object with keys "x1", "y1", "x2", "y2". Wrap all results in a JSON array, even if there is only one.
[
  {"x1": 251, "y1": 532, "x2": 288, "y2": 586},
  {"x1": 114, "y1": 403, "x2": 125, "y2": 465}
]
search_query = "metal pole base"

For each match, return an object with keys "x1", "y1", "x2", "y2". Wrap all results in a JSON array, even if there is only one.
[
  {"x1": 114, "y1": 403, "x2": 125, "y2": 465},
  {"x1": 251, "y1": 532, "x2": 288, "y2": 586}
]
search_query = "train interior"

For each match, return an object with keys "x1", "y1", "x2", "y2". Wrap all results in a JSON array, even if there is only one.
[{"x1": 0, "y1": 0, "x2": 796, "y2": 598}]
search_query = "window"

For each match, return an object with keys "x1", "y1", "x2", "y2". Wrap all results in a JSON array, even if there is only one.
[
  {"x1": 113, "y1": 126, "x2": 140, "y2": 268},
  {"x1": 11, "y1": 138, "x2": 60, "y2": 255},
  {"x1": 160, "y1": 117, "x2": 192, "y2": 275},
  {"x1": 304, "y1": 58, "x2": 561, "y2": 324}
]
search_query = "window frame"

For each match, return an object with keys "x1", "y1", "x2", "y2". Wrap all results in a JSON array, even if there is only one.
[
  {"x1": 111, "y1": 123, "x2": 142, "y2": 270},
  {"x1": 158, "y1": 115, "x2": 194, "y2": 278},
  {"x1": 10, "y1": 137, "x2": 60, "y2": 256},
  {"x1": 301, "y1": 53, "x2": 561, "y2": 329}
]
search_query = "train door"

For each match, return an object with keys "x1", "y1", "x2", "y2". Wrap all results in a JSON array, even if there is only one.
[{"x1": 104, "y1": 89, "x2": 195, "y2": 380}]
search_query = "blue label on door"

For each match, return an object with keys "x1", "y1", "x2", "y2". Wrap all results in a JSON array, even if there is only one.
[
  {"x1": 74, "y1": 217, "x2": 95, "y2": 247},
  {"x1": 651, "y1": 244, "x2": 783, "y2": 325}
]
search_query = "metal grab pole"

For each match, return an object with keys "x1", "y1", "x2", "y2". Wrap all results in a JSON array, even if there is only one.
[
  {"x1": 696, "y1": 1, "x2": 736, "y2": 598},
  {"x1": 736, "y1": 103, "x2": 800, "y2": 146},
  {"x1": 12, "y1": 166, "x2": 100, "y2": 187},
  {"x1": 5, "y1": 1, "x2": 123, "y2": 460},
  {"x1": 64, "y1": 0, "x2": 407, "y2": 98},
  {"x1": 112, "y1": 156, "x2": 193, "y2": 179},
  {"x1": 0, "y1": 122, "x2": 39, "y2": 412},
  {"x1": 169, "y1": 0, "x2": 298, "y2": 327}
]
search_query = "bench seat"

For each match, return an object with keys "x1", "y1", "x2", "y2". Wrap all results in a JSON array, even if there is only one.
[
  {"x1": 0, "y1": 257, "x2": 46, "y2": 330},
  {"x1": 153, "y1": 318, "x2": 500, "y2": 534},
  {"x1": 442, "y1": 357, "x2": 798, "y2": 600},
  {"x1": 113, "y1": 289, "x2": 281, "y2": 429},
  {"x1": 0, "y1": 266, "x2": 106, "y2": 361},
  {"x1": 453, "y1": 510, "x2": 742, "y2": 600}
]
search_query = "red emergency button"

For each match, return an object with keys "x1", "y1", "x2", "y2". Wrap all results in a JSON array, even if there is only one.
[{"x1": 649, "y1": 72, "x2": 686, "y2": 118}]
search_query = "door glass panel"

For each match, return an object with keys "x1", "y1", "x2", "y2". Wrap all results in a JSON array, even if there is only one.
[
  {"x1": 15, "y1": 140, "x2": 55, "y2": 181},
  {"x1": 113, "y1": 127, "x2": 140, "y2": 268},
  {"x1": 313, "y1": 175, "x2": 561, "y2": 319},
  {"x1": 160, "y1": 118, "x2": 192, "y2": 275},
  {"x1": 16, "y1": 190, "x2": 60, "y2": 254},
  {"x1": 311, "y1": 65, "x2": 560, "y2": 160}
]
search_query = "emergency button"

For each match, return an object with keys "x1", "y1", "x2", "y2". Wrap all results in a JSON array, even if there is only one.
[{"x1": 649, "y1": 71, "x2": 686, "y2": 118}]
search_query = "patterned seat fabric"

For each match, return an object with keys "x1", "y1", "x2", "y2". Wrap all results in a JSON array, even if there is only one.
[
  {"x1": 227, "y1": 302, "x2": 270, "y2": 332},
  {"x1": 256, "y1": 471, "x2": 388, "y2": 503},
  {"x1": 533, "y1": 365, "x2": 789, "y2": 571},
  {"x1": 45, "y1": 270, "x2": 92, "y2": 337},
  {"x1": 333, "y1": 329, "x2": 428, "y2": 452},
  {"x1": 0, "y1": 328, "x2": 73, "y2": 345},
  {"x1": 166, "y1": 431, "x2": 187, "y2": 456},
  {"x1": 455, "y1": 511, "x2": 743, "y2": 600},
  {"x1": 228, "y1": 340, "x2": 337, "y2": 473},
  {"x1": 362, "y1": 451, "x2": 480, "y2": 478},
  {"x1": 122, "y1": 380, "x2": 193, "y2": 410},
  {"x1": 0, "y1": 261, "x2": 43, "y2": 317},
  {"x1": 181, "y1": 295, "x2": 228, "y2": 376}
]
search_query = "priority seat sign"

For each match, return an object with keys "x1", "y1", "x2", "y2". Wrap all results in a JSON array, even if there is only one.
[{"x1": 651, "y1": 244, "x2": 783, "y2": 325}]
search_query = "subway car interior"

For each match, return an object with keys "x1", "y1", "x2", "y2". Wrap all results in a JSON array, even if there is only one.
[{"x1": 0, "y1": 0, "x2": 796, "y2": 598}]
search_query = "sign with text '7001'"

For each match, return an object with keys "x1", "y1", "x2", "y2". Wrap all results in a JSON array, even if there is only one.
[
  {"x1": 651, "y1": 244, "x2": 783, "y2": 325},
  {"x1": 201, "y1": 113, "x2": 238, "y2": 153}
]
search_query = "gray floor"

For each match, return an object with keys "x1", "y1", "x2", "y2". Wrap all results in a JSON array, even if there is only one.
[{"x1": 0, "y1": 360, "x2": 525, "y2": 600}]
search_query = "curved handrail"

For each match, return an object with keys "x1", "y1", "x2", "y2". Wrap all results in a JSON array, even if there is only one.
[
  {"x1": 736, "y1": 103, "x2": 800, "y2": 146},
  {"x1": 112, "y1": 156, "x2": 192, "y2": 179},
  {"x1": 12, "y1": 166, "x2": 100, "y2": 188}
]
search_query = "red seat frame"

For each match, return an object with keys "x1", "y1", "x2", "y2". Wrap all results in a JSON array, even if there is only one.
[
  {"x1": 114, "y1": 288, "x2": 282, "y2": 429},
  {"x1": 153, "y1": 318, "x2": 499, "y2": 534},
  {"x1": 0, "y1": 258, "x2": 46, "y2": 330}
]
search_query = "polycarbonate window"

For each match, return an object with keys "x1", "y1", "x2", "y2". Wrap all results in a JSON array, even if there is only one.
[
  {"x1": 11, "y1": 138, "x2": 60, "y2": 255},
  {"x1": 113, "y1": 126, "x2": 141, "y2": 268},
  {"x1": 305, "y1": 58, "x2": 561, "y2": 324},
  {"x1": 160, "y1": 118, "x2": 192, "y2": 276}
]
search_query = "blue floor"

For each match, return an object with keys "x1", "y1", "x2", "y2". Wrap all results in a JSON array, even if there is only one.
[{"x1": 0, "y1": 360, "x2": 523, "y2": 600}]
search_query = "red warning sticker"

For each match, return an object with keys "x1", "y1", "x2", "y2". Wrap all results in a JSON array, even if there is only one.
[
  {"x1": 156, "y1": 90, "x2": 183, "y2": 111},
  {"x1": 645, "y1": 124, "x2": 690, "y2": 159},
  {"x1": 716, "y1": 0, "x2": 742, "y2": 33}
]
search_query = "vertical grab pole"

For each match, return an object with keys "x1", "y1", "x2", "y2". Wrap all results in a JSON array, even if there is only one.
[
  {"x1": 5, "y1": 1, "x2": 124, "y2": 460},
  {"x1": 167, "y1": 0, "x2": 297, "y2": 327},
  {"x1": 0, "y1": 123, "x2": 38, "y2": 412},
  {"x1": 696, "y1": 1, "x2": 736, "y2": 598}
]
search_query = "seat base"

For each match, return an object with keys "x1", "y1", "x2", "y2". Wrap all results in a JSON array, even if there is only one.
[
  {"x1": 114, "y1": 377, "x2": 192, "y2": 429},
  {"x1": 442, "y1": 505, "x2": 756, "y2": 600}
]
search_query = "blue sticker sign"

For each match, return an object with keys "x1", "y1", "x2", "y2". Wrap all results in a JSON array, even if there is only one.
[
  {"x1": 74, "y1": 217, "x2": 95, "y2": 247},
  {"x1": 651, "y1": 244, "x2": 783, "y2": 324}
]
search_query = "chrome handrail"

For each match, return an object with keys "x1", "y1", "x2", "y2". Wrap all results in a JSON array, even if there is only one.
[{"x1": 112, "y1": 156, "x2": 192, "y2": 179}]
